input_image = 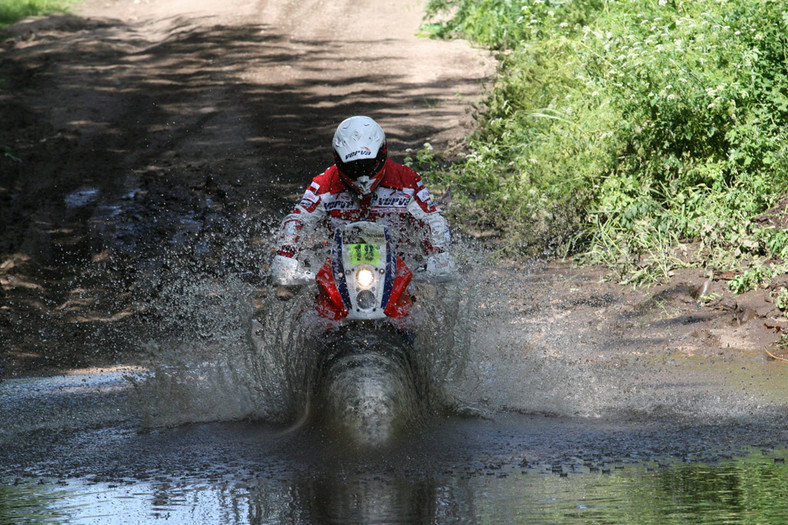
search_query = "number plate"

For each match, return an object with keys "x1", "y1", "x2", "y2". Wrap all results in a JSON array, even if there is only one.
[{"x1": 347, "y1": 243, "x2": 380, "y2": 265}]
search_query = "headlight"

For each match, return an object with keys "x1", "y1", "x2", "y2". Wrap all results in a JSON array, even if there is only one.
[{"x1": 356, "y1": 267, "x2": 375, "y2": 289}]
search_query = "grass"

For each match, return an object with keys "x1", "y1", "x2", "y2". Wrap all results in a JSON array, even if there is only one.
[{"x1": 1, "y1": 0, "x2": 74, "y2": 28}]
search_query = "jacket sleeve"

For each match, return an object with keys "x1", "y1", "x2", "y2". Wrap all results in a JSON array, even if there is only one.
[
  {"x1": 276, "y1": 180, "x2": 326, "y2": 257},
  {"x1": 406, "y1": 176, "x2": 451, "y2": 253}
]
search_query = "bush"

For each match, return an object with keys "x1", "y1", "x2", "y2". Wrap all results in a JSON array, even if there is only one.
[{"x1": 422, "y1": 0, "x2": 788, "y2": 282}]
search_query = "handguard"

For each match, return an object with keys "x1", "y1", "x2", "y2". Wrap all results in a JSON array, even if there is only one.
[{"x1": 270, "y1": 254, "x2": 314, "y2": 286}]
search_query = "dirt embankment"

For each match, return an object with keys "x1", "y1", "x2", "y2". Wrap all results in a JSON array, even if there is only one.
[{"x1": 1, "y1": 0, "x2": 786, "y2": 375}]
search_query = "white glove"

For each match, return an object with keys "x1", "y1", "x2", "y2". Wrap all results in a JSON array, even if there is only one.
[
  {"x1": 425, "y1": 252, "x2": 457, "y2": 282},
  {"x1": 270, "y1": 255, "x2": 313, "y2": 286}
]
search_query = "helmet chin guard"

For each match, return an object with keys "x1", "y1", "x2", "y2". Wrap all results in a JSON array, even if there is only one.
[
  {"x1": 351, "y1": 175, "x2": 376, "y2": 195},
  {"x1": 332, "y1": 116, "x2": 387, "y2": 195}
]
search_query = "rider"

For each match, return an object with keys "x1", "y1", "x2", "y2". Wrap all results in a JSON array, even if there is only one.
[{"x1": 270, "y1": 115, "x2": 456, "y2": 288}]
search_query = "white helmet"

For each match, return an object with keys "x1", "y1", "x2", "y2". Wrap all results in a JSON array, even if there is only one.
[{"x1": 332, "y1": 116, "x2": 388, "y2": 195}]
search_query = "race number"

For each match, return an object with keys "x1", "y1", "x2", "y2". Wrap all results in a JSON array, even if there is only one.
[{"x1": 348, "y1": 244, "x2": 380, "y2": 265}]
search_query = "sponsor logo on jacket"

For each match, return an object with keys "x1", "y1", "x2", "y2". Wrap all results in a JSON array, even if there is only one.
[
  {"x1": 373, "y1": 196, "x2": 410, "y2": 207},
  {"x1": 324, "y1": 193, "x2": 358, "y2": 211},
  {"x1": 372, "y1": 188, "x2": 410, "y2": 209}
]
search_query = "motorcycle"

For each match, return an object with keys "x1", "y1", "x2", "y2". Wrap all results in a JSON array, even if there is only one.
[{"x1": 306, "y1": 221, "x2": 433, "y2": 446}]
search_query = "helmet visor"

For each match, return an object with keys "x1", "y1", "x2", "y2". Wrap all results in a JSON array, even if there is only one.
[{"x1": 338, "y1": 158, "x2": 383, "y2": 180}]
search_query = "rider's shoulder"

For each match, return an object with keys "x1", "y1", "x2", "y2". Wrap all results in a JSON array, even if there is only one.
[
  {"x1": 312, "y1": 166, "x2": 346, "y2": 194},
  {"x1": 381, "y1": 160, "x2": 422, "y2": 189}
]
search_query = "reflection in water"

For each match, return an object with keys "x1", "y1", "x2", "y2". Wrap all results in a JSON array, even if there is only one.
[
  {"x1": 2, "y1": 449, "x2": 786, "y2": 523},
  {"x1": 277, "y1": 476, "x2": 429, "y2": 523},
  {"x1": 292, "y1": 475, "x2": 476, "y2": 524}
]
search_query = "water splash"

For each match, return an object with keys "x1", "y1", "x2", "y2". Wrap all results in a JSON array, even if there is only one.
[
  {"x1": 442, "y1": 255, "x2": 787, "y2": 423},
  {"x1": 127, "y1": 252, "x2": 474, "y2": 436},
  {"x1": 128, "y1": 269, "x2": 268, "y2": 427},
  {"x1": 245, "y1": 281, "x2": 473, "y2": 443},
  {"x1": 87, "y1": 179, "x2": 782, "y2": 431}
]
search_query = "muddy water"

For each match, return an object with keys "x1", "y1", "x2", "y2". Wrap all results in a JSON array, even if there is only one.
[
  {"x1": 2, "y1": 261, "x2": 787, "y2": 523},
  {"x1": 1, "y1": 387, "x2": 786, "y2": 523}
]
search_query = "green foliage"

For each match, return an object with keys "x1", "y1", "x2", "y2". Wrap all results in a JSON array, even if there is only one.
[
  {"x1": 762, "y1": 228, "x2": 788, "y2": 260},
  {"x1": 424, "y1": 0, "x2": 605, "y2": 48},
  {"x1": 0, "y1": 0, "x2": 73, "y2": 28},
  {"x1": 404, "y1": 143, "x2": 441, "y2": 173},
  {"x1": 728, "y1": 263, "x2": 771, "y2": 294},
  {"x1": 424, "y1": 0, "x2": 788, "y2": 281},
  {"x1": 772, "y1": 287, "x2": 788, "y2": 312},
  {"x1": 699, "y1": 292, "x2": 721, "y2": 304}
]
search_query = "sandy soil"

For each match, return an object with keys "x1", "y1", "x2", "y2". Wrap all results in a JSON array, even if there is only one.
[{"x1": 1, "y1": 0, "x2": 787, "y2": 375}]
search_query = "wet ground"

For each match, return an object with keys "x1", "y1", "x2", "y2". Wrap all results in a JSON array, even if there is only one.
[
  {"x1": 2, "y1": 268, "x2": 787, "y2": 523},
  {"x1": 1, "y1": 367, "x2": 787, "y2": 523}
]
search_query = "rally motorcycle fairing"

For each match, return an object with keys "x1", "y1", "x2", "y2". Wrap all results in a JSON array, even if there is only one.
[{"x1": 315, "y1": 221, "x2": 413, "y2": 321}]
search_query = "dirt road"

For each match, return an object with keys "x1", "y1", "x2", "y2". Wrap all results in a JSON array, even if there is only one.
[
  {"x1": 1, "y1": 0, "x2": 787, "y2": 376},
  {"x1": 0, "y1": 0, "x2": 494, "y2": 371},
  {"x1": 3, "y1": 0, "x2": 493, "y2": 196}
]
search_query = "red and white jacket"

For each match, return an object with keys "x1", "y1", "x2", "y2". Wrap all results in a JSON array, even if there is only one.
[{"x1": 276, "y1": 159, "x2": 450, "y2": 258}]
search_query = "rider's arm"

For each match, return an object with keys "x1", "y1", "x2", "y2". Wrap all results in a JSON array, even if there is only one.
[
  {"x1": 276, "y1": 180, "x2": 326, "y2": 257},
  {"x1": 406, "y1": 176, "x2": 457, "y2": 282},
  {"x1": 271, "y1": 180, "x2": 326, "y2": 286},
  {"x1": 405, "y1": 177, "x2": 451, "y2": 253}
]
